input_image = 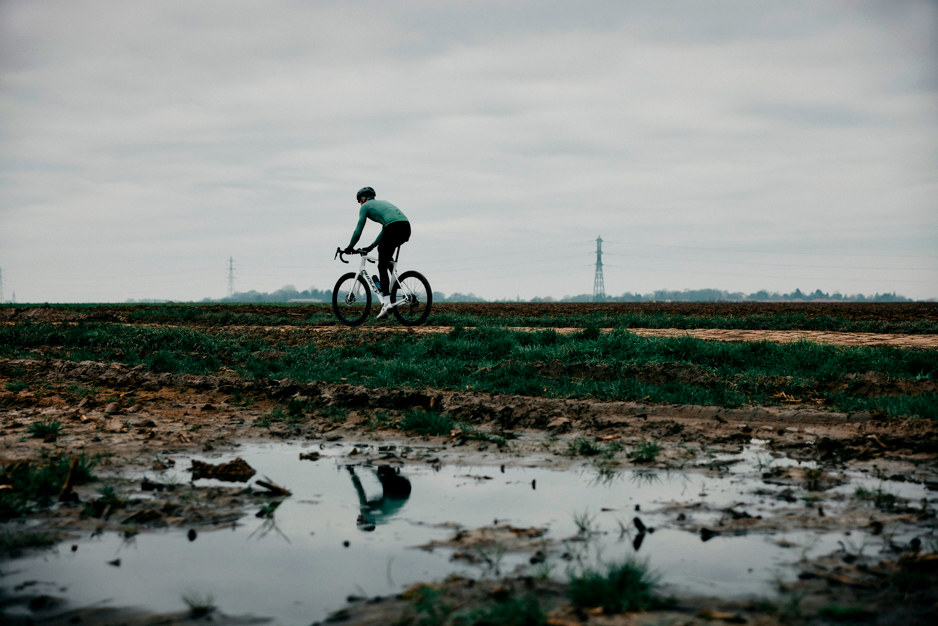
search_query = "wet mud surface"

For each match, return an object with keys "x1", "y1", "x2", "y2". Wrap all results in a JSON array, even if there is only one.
[{"x1": 1, "y1": 304, "x2": 937, "y2": 624}]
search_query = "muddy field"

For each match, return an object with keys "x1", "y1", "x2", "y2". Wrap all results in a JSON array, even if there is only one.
[
  {"x1": 1, "y1": 303, "x2": 937, "y2": 624},
  {"x1": 3, "y1": 300, "x2": 938, "y2": 325}
]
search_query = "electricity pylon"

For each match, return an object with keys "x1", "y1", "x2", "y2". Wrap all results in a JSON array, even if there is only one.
[
  {"x1": 593, "y1": 236, "x2": 605, "y2": 302},
  {"x1": 227, "y1": 257, "x2": 235, "y2": 298}
]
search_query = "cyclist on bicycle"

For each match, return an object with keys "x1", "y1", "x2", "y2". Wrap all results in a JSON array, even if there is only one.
[{"x1": 343, "y1": 186, "x2": 411, "y2": 319}]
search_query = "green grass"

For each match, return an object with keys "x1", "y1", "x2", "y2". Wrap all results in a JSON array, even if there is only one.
[
  {"x1": 4, "y1": 302, "x2": 937, "y2": 334},
  {"x1": 95, "y1": 484, "x2": 123, "y2": 509},
  {"x1": 0, "y1": 454, "x2": 97, "y2": 519},
  {"x1": 567, "y1": 437, "x2": 623, "y2": 459},
  {"x1": 429, "y1": 308, "x2": 938, "y2": 335},
  {"x1": 460, "y1": 593, "x2": 546, "y2": 625},
  {"x1": 320, "y1": 406, "x2": 348, "y2": 423},
  {"x1": 568, "y1": 437, "x2": 603, "y2": 457},
  {"x1": 2, "y1": 320, "x2": 936, "y2": 419},
  {"x1": 0, "y1": 529, "x2": 61, "y2": 555},
  {"x1": 566, "y1": 557, "x2": 662, "y2": 614},
  {"x1": 255, "y1": 405, "x2": 307, "y2": 428},
  {"x1": 817, "y1": 604, "x2": 876, "y2": 622},
  {"x1": 629, "y1": 441, "x2": 662, "y2": 464},
  {"x1": 855, "y1": 485, "x2": 899, "y2": 511},
  {"x1": 65, "y1": 383, "x2": 98, "y2": 398},
  {"x1": 5, "y1": 380, "x2": 29, "y2": 392},
  {"x1": 828, "y1": 392, "x2": 938, "y2": 420},
  {"x1": 401, "y1": 409, "x2": 454, "y2": 436},
  {"x1": 573, "y1": 509, "x2": 597, "y2": 535},
  {"x1": 405, "y1": 584, "x2": 546, "y2": 626},
  {"x1": 27, "y1": 417, "x2": 63, "y2": 440}
]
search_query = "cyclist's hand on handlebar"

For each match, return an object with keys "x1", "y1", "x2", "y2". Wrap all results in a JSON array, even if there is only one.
[{"x1": 343, "y1": 246, "x2": 356, "y2": 255}]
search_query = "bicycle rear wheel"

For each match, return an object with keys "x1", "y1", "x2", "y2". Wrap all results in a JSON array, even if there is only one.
[
  {"x1": 332, "y1": 273, "x2": 372, "y2": 326},
  {"x1": 390, "y1": 270, "x2": 432, "y2": 326}
]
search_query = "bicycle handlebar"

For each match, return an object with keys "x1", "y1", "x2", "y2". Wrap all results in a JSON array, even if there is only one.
[{"x1": 334, "y1": 247, "x2": 368, "y2": 264}]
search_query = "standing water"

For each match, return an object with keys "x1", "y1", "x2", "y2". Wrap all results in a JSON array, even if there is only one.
[{"x1": 0, "y1": 439, "x2": 929, "y2": 624}]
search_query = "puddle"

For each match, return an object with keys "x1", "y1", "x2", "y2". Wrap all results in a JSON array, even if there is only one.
[{"x1": 1, "y1": 440, "x2": 931, "y2": 624}]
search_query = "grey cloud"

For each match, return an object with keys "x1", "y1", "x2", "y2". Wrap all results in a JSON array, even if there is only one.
[
  {"x1": 1, "y1": 1, "x2": 935, "y2": 302},
  {"x1": 739, "y1": 103, "x2": 888, "y2": 128}
]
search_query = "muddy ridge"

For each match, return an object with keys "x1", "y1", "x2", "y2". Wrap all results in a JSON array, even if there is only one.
[{"x1": 3, "y1": 358, "x2": 938, "y2": 466}]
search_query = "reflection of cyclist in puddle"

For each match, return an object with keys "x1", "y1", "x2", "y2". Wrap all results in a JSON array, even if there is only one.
[{"x1": 346, "y1": 464, "x2": 412, "y2": 532}]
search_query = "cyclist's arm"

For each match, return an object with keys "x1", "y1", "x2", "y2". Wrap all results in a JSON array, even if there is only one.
[{"x1": 347, "y1": 206, "x2": 369, "y2": 249}]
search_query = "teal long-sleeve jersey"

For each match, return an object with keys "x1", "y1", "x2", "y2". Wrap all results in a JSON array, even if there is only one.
[{"x1": 347, "y1": 199, "x2": 409, "y2": 249}]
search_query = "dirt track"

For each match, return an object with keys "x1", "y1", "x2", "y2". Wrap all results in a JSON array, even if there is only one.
[{"x1": 303, "y1": 325, "x2": 938, "y2": 349}]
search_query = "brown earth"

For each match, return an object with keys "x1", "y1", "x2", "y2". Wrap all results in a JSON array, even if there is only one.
[
  {"x1": 1, "y1": 303, "x2": 937, "y2": 625},
  {"x1": 4, "y1": 300, "x2": 938, "y2": 324}
]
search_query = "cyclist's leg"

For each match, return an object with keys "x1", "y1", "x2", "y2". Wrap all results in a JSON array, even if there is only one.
[
  {"x1": 377, "y1": 222, "x2": 411, "y2": 298},
  {"x1": 377, "y1": 244, "x2": 394, "y2": 300}
]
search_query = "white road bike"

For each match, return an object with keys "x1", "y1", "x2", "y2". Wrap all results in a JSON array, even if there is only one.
[{"x1": 332, "y1": 247, "x2": 432, "y2": 326}]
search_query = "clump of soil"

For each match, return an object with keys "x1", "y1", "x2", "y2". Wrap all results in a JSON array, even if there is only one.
[{"x1": 190, "y1": 457, "x2": 256, "y2": 482}]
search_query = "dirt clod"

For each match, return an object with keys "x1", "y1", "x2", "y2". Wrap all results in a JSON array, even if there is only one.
[{"x1": 190, "y1": 457, "x2": 256, "y2": 482}]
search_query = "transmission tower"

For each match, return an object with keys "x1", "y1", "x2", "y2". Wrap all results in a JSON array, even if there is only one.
[
  {"x1": 593, "y1": 236, "x2": 605, "y2": 302},
  {"x1": 227, "y1": 257, "x2": 235, "y2": 298}
]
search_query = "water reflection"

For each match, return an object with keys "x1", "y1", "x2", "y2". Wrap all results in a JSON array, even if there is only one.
[
  {"x1": 347, "y1": 464, "x2": 412, "y2": 532},
  {"x1": 249, "y1": 500, "x2": 290, "y2": 542},
  {"x1": 2, "y1": 441, "x2": 927, "y2": 625}
]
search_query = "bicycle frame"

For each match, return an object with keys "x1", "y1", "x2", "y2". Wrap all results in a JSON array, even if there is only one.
[{"x1": 336, "y1": 249, "x2": 411, "y2": 304}]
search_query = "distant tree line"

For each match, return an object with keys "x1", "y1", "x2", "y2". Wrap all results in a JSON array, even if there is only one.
[
  {"x1": 206, "y1": 285, "x2": 919, "y2": 304},
  {"x1": 208, "y1": 285, "x2": 332, "y2": 303},
  {"x1": 560, "y1": 288, "x2": 915, "y2": 303}
]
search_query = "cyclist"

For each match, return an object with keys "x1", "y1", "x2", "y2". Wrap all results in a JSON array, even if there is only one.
[
  {"x1": 346, "y1": 464, "x2": 412, "y2": 531},
  {"x1": 343, "y1": 186, "x2": 411, "y2": 319}
]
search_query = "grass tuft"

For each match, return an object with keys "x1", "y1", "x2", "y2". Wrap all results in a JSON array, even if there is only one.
[
  {"x1": 463, "y1": 592, "x2": 546, "y2": 625},
  {"x1": 568, "y1": 437, "x2": 622, "y2": 459},
  {"x1": 5, "y1": 380, "x2": 29, "y2": 392},
  {"x1": 568, "y1": 437, "x2": 602, "y2": 457},
  {"x1": 630, "y1": 440, "x2": 662, "y2": 464},
  {"x1": 0, "y1": 529, "x2": 61, "y2": 555},
  {"x1": 567, "y1": 557, "x2": 661, "y2": 614},
  {"x1": 182, "y1": 590, "x2": 216, "y2": 618},
  {"x1": 401, "y1": 410, "x2": 454, "y2": 436},
  {"x1": 854, "y1": 485, "x2": 899, "y2": 511},
  {"x1": 0, "y1": 454, "x2": 97, "y2": 519},
  {"x1": 27, "y1": 417, "x2": 63, "y2": 441}
]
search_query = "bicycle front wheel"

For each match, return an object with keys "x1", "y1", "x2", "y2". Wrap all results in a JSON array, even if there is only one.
[
  {"x1": 332, "y1": 273, "x2": 372, "y2": 326},
  {"x1": 391, "y1": 270, "x2": 432, "y2": 326}
]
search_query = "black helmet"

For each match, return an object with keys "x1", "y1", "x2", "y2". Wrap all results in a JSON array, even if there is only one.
[{"x1": 356, "y1": 186, "x2": 376, "y2": 202}]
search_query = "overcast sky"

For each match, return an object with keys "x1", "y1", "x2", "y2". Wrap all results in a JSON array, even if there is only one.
[{"x1": 1, "y1": 0, "x2": 936, "y2": 303}]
